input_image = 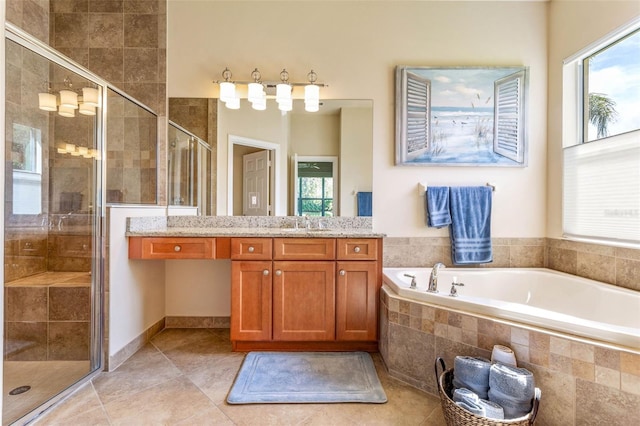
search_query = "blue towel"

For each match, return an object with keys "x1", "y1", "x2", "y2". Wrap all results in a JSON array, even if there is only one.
[
  {"x1": 488, "y1": 363, "x2": 535, "y2": 419},
  {"x1": 449, "y1": 186, "x2": 493, "y2": 265},
  {"x1": 357, "y1": 192, "x2": 372, "y2": 216},
  {"x1": 426, "y1": 187, "x2": 451, "y2": 228},
  {"x1": 453, "y1": 388, "x2": 505, "y2": 420},
  {"x1": 452, "y1": 356, "x2": 491, "y2": 399}
]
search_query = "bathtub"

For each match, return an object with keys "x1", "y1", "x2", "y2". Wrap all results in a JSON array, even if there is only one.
[{"x1": 382, "y1": 267, "x2": 640, "y2": 350}]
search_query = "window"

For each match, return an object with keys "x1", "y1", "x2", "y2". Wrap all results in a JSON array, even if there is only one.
[{"x1": 563, "y1": 18, "x2": 640, "y2": 247}]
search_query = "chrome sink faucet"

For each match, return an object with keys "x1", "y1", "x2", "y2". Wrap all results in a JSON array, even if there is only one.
[{"x1": 427, "y1": 262, "x2": 446, "y2": 293}]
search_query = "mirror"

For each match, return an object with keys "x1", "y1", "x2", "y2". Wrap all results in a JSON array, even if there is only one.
[{"x1": 168, "y1": 98, "x2": 373, "y2": 217}]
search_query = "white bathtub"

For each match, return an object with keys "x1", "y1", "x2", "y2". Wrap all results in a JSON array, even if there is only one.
[{"x1": 382, "y1": 267, "x2": 640, "y2": 350}]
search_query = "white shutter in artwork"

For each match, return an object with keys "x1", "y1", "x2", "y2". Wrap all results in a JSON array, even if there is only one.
[
  {"x1": 494, "y1": 69, "x2": 526, "y2": 163},
  {"x1": 396, "y1": 67, "x2": 431, "y2": 162}
]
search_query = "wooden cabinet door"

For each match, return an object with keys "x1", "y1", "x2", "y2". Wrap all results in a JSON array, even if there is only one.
[
  {"x1": 336, "y1": 261, "x2": 378, "y2": 341},
  {"x1": 272, "y1": 261, "x2": 335, "y2": 341},
  {"x1": 231, "y1": 261, "x2": 272, "y2": 341}
]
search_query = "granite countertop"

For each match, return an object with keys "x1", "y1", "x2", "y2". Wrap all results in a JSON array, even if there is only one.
[{"x1": 125, "y1": 216, "x2": 385, "y2": 239}]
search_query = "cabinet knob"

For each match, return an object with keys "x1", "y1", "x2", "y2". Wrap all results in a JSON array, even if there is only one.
[
  {"x1": 354, "y1": 246, "x2": 361, "y2": 253},
  {"x1": 263, "y1": 269, "x2": 269, "y2": 276},
  {"x1": 339, "y1": 270, "x2": 346, "y2": 276},
  {"x1": 248, "y1": 246, "x2": 255, "y2": 253},
  {"x1": 174, "y1": 245, "x2": 181, "y2": 252},
  {"x1": 275, "y1": 270, "x2": 282, "y2": 276}
]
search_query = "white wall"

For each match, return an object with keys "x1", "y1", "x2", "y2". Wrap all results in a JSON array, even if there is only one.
[
  {"x1": 340, "y1": 107, "x2": 373, "y2": 216},
  {"x1": 546, "y1": 0, "x2": 640, "y2": 237},
  {"x1": 165, "y1": 260, "x2": 231, "y2": 317},
  {"x1": 108, "y1": 206, "x2": 166, "y2": 356},
  {"x1": 168, "y1": 0, "x2": 549, "y2": 238}
]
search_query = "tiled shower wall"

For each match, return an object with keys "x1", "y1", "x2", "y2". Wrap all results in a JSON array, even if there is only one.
[
  {"x1": 383, "y1": 237, "x2": 640, "y2": 291},
  {"x1": 7, "y1": 0, "x2": 169, "y2": 205}
]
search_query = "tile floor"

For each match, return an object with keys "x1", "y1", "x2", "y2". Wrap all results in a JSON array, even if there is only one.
[{"x1": 34, "y1": 328, "x2": 447, "y2": 425}]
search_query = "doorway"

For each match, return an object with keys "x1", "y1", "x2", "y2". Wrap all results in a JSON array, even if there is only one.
[{"x1": 227, "y1": 135, "x2": 281, "y2": 216}]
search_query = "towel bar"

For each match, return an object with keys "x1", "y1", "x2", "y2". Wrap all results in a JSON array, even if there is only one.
[{"x1": 418, "y1": 182, "x2": 496, "y2": 196}]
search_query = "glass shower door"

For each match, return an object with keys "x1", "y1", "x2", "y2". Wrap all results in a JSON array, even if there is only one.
[{"x1": 3, "y1": 35, "x2": 103, "y2": 425}]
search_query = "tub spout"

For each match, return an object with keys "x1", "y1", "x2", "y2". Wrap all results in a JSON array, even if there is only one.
[{"x1": 427, "y1": 262, "x2": 445, "y2": 293}]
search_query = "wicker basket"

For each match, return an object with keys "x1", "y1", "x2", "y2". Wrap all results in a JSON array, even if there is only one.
[{"x1": 434, "y1": 357, "x2": 541, "y2": 426}]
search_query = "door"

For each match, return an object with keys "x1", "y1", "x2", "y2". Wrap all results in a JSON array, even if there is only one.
[
  {"x1": 231, "y1": 261, "x2": 272, "y2": 341},
  {"x1": 243, "y1": 150, "x2": 270, "y2": 216},
  {"x1": 3, "y1": 36, "x2": 104, "y2": 424},
  {"x1": 336, "y1": 261, "x2": 378, "y2": 341},
  {"x1": 272, "y1": 261, "x2": 335, "y2": 341}
]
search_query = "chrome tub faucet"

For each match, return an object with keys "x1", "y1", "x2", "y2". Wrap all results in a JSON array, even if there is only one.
[{"x1": 427, "y1": 262, "x2": 445, "y2": 293}]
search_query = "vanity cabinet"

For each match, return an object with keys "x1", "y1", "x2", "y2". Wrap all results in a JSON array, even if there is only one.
[{"x1": 230, "y1": 237, "x2": 381, "y2": 351}]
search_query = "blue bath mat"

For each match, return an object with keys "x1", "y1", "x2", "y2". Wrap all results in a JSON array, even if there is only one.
[{"x1": 227, "y1": 351, "x2": 387, "y2": 404}]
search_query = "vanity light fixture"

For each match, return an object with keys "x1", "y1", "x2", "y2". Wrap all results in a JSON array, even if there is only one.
[
  {"x1": 38, "y1": 77, "x2": 102, "y2": 117},
  {"x1": 55, "y1": 142, "x2": 101, "y2": 159},
  {"x1": 214, "y1": 67, "x2": 326, "y2": 112}
]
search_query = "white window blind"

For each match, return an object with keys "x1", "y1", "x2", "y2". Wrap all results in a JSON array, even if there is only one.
[
  {"x1": 494, "y1": 70, "x2": 525, "y2": 163},
  {"x1": 563, "y1": 133, "x2": 640, "y2": 245},
  {"x1": 405, "y1": 71, "x2": 430, "y2": 154}
]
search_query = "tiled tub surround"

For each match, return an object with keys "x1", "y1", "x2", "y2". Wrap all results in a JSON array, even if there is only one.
[
  {"x1": 4, "y1": 272, "x2": 91, "y2": 361},
  {"x1": 379, "y1": 286, "x2": 640, "y2": 425},
  {"x1": 383, "y1": 236, "x2": 640, "y2": 292},
  {"x1": 383, "y1": 267, "x2": 639, "y2": 349}
]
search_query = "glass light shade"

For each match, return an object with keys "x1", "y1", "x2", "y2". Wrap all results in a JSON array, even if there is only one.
[
  {"x1": 278, "y1": 98, "x2": 293, "y2": 112},
  {"x1": 59, "y1": 90, "x2": 78, "y2": 109},
  {"x1": 82, "y1": 87, "x2": 100, "y2": 107},
  {"x1": 219, "y1": 81, "x2": 236, "y2": 103},
  {"x1": 252, "y1": 97, "x2": 267, "y2": 111},
  {"x1": 248, "y1": 82, "x2": 263, "y2": 103},
  {"x1": 225, "y1": 96, "x2": 240, "y2": 110},
  {"x1": 305, "y1": 100, "x2": 319, "y2": 112},
  {"x1": 38, "y1": 93, "x2": 57, "y2": 111},
  {"x1": 58, "y1": 105, "x2": 76, "y2": 117},
  {"x1": 304, "y1": 84, "x2": 320, "y2": 103},
  {"x1": 276, "y1": 83, "x2": 292, "y2": 103},
  {"x1": 78, "y1": 103, "x2": 96, "y2": 116}
]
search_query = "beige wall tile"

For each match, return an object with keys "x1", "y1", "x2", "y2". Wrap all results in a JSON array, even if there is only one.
[
  {"x1": 621, "y1": 373, "x2": 640, "y2": 396},
  {"x1": 621, "y1": 352, "x2": 640, "y2": 376},
  {"x1": 511, "y1": 327, "x2": 529, "y2": 346},
  {"x1": 550, "y1": 336, "x2": 571, "y2": 355},
  {"x1": 571, "y1": 341, "x2": 595, "y2": 363},
  {"x1": 596, "y1": 365, "x2": 621, "y2": 389},
  {"x1": 572, "y1": 359, "x2": 595, "y2": 381}
]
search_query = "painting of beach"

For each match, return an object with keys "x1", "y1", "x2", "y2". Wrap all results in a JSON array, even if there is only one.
[{"x1": 395, "y1": 66, "x2": 528, "y2": 166}]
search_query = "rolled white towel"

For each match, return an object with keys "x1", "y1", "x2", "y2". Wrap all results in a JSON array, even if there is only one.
[{"x1": 453, "y1": 356, "x2": 491, "y2": 399}]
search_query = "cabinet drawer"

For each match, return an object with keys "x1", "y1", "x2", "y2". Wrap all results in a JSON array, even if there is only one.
[
  {"x1": 129, "y1": 237, "x2": 216, "y2": 259},
  {"x1": 231, "y1": 238, "x2": 272, "y2": 260},
  {"x1": 336, "y1": 239, "x2": 378, "y2": 260},
  {"x1": 273, "y1": 238, "x2": 335, "y2": 260}
]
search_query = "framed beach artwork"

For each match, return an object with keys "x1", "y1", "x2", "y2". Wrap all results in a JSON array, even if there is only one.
[{"x1": 395, "y1": 66, "x2": 529, "y2": 166}]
